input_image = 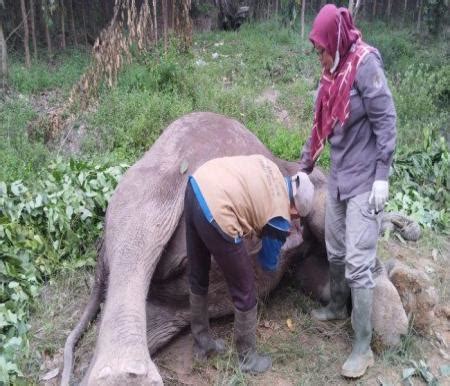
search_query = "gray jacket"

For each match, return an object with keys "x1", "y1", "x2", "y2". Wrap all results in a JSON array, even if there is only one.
[{"x1": 299, "y1": 51, "x2": 397, "y2": 200}]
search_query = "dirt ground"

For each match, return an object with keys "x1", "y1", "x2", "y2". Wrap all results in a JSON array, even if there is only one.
[{"x1": 25, "y1": 231, "x2": 450, "y2": 386}]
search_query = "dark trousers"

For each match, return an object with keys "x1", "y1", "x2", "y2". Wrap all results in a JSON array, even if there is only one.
[{"x1": 185, "y1": 183, "x2": 256, "y2": 312}]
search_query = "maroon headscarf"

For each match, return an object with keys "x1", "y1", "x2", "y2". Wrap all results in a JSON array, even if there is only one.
[{"x1": 308, "y1": 4, "x2": 374, "y2": 161}]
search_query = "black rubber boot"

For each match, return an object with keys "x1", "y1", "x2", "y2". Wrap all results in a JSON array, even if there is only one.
[
  {"x1": 311, "y1": 263, "x2": 350, "y2": 321},
  {"x1": 234, "y1": 304, "x2": 272, "y2": 374},
  {"x1": 341, "y1": 288, "x2": 374, "y2": 378},
  {"x1": 190, "y1": 290, "x2": 225, "y2": 360}
]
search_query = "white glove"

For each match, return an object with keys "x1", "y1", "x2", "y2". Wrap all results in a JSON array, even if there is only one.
[{"x1": 369, "y1": 180, "x2": 389, "y2": 212}]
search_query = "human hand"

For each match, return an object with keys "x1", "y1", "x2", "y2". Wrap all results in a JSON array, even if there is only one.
[{"x1": 369, "y1": 180, "x2": 389, "y2": 212}]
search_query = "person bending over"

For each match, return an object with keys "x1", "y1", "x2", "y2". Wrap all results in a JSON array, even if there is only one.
[{"x1": 185, "y1": 154, "x2": 314, "y2": 374}]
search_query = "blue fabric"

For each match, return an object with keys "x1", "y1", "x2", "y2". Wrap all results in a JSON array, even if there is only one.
[
  {"x1": 257, "y1": 222, "x2": 289, "y2": 272},
  {"x1": 285, "y1": 176, "x2": 294, "y2": 205},
  {"x1": 268, "y1": 216, "x2": 291, "y2": 232},
  {"x1": 189, "y1": 176, "x2": 213, "y2": 222}
]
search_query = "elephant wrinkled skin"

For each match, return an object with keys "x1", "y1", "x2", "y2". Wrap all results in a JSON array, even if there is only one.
[{"x1": 62, "y1": 112, "x2": 407, "y2": 386}]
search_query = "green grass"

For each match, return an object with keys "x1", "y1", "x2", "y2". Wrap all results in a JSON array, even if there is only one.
[
  {"x1": 0, "y1": 98, "x2": 49, "y2": 182},
  {"x1": 9, "y1": 48, "x2": 90, "y2": 94}
]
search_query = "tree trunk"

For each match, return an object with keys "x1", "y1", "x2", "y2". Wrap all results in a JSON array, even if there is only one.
[
  {"x1": 60, "y1": 0, "x2": 66, "y2": 49},
  {"x1": 372, "y1": 0, "x2": 377, "y2": 18},
  {"x1": 30, "y1": 0, "x2": 38, "y2": 60},
  {"x1": 403, "y1": 0, "x2": 408, "y2": 24},
  {"x1": 416, "y1": 0, "x2": 422, "y2": 32},
  {"x1": 102, "y1": 0, "x2": 109, "y2": 21},
  {"x1": 81, "y1": 0, "x2": 88, "y2": 46},
  {"x1": 0, "y1": 22, "x2": 7, "y2": 89},
  {"x1": 152, "y1": 0, "x2": 157, "y2": 41},
  {"x1": 348, "y1": 0, "x2": 354, "y2": 14},
  {"x1": 387, "y1": 0, "x2": 392, "y2": 20},
  {"x1": 69, "y1": 0, "x2": 77, "y2": 46},
  {"x1": 171, "y1": 0, "x2": 175, "y2": 30},
  {"x1": 300, "y1": 0, "x2": 306, "y2": 39},
  {"x1": 348, "y1": 0, "x2": 362, "y2": 20},
  {"x1": 20, "y1": 0, "x2": 31, "y2": 67},
  {"x1": 44, "y1": 11, "x2": 53, "y2": 57},
  {"x1": 163, "y1": 0, "x2": 168, "y2": 52}
]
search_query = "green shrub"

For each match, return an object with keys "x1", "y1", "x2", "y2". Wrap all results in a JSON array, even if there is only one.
[
  {"x1": 361, "y1": 22, "x2": 416, "y2": 73},
  {"x1": 387, "y1": 130, "x2": 449, "y2": 231},
  {"x1": 393, "y1": 63, "x2": 450, "y2": 147},
  {"x1": 0, "y1": 159, "x2": 127, "y2": 383}
]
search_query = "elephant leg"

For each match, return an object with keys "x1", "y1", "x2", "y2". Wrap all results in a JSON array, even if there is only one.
[{"x1": 83, "y1": 258, "x2": 163, "y2": 386}]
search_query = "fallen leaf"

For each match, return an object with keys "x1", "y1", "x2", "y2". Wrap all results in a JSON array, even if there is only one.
[
  {"x1": 179, "y1": 160, "x2": 189, "y2": 174},
  {"x1": 439, "y1": 348, "x2": 450, "y2": 360},
  {"x1": 440, "y1": 364, "x2": 450, "y2": 377},
  {"x1": 402, "y1": 367, "x2": 416, "y2": 380},
  {"x1": 286, "y1": 318, "x2": 294, "y2": 331},
  {"x1": 435, "y1": 331, "x2": 447, "y2": 348},
  {"x1": 40, "y1": 367, "x2": 59, "y2": 381},
  {"x1": 431, "y1": 249, "x2": 438, "y2": 261},
  {"x1": 377, "y1": 377, "x2": 394, "y2": 386}
]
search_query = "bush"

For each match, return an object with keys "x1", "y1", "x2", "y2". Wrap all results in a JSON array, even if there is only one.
[
  {"x1": 0, "y1": 159, "x2": 127, "y2": 383},
  {"x1": 387, "y1": 130, "x2": 450, "y2": 231},
  {"x1": 393, "y1": 63, "x2": 450, "y2": 147}
]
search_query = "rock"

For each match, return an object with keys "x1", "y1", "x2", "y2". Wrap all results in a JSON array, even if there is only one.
[{"x1": 387, "y1": 260, "x2": 438, "y2": 335}]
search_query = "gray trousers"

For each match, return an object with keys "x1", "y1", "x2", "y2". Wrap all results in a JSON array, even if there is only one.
[{"x1": 325, "y1": 191, "x2": 380, "y2": 289}]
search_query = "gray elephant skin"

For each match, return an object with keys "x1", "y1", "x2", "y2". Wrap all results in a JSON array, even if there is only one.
[{"x1": 61, "y1": 112, "x2": 404, "y2": 386}]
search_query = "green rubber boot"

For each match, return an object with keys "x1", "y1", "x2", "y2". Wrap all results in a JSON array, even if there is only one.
[
  {"x1": 311, "y1": 263, "x2": 350, "y2": 321},
  {"x1": 190, "y1": 291, "x2": 225, "y2": 360},
  {"x1": 341, "y1": 288, "x2": 375, "y2": 378},
  {"x1": 234, "y1": 305, "x2": 272, "y2": 374}
]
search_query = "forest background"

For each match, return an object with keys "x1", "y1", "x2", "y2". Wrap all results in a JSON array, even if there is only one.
[{"x1": 0, "y1": 0, "x2": 449, "y2": 384}]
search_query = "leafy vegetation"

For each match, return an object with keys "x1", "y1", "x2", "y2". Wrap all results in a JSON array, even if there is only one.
[
  {"x1": 0, "y1": 16, "x2": 449, "y2": 383},
  {"x1": 387, "y1": 130, "x2": 449, "y2": 231},
  {"x1": 0, "y1": 160, "x2": 126, "y2": 382}
]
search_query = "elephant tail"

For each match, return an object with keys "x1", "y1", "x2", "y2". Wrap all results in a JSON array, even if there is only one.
[{"x1": 61, "y1": 238, "x2": 108, "y2": 386}]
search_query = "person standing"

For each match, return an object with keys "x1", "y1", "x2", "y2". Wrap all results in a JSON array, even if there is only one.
[
  {"x1": 185, "y1": 154, "x2": 314, "y2": 373},
  {"x1": 298, "y1": 4, "x2": 397, "y2": 378}
]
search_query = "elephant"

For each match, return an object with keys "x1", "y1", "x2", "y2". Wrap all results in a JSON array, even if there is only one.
[{"x1": 61, "y1": 112, "x2": 409, "y2": 386}]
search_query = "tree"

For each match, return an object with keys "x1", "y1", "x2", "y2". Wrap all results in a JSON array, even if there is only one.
[
  {"x1": 68, "y1": 0, "x2": 77, "y2": 46},
  {"x1": 0, "y1": 19, "x2": 7, "y2": 89},
  {"x1": 30, "y1": 0, "x2": 38, "y2": 60},
  {"x1": 348, "y1": 0, "x2": 362, "y2": 20},
  {"x1": 416, "y1": 0, "x2": 423, "y2": 32},
  {"x1": 20, "y1": 0, "x2": 31, "y2": 67},
  {"x1": 42, "y1": 0, "x2": 54, "y2": 57},
  {"x1": 162, "y1": 0, "x2": 168, "y2": 52},
  {"x1": 60, "y1": 0, "x2": 66, "y2": 49},
  {"x1": 300, "y1": 0, "x2": 306, "y2": 39}
]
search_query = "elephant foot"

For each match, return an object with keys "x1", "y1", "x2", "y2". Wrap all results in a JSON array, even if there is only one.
[{"x1": 83, "y1": 351, "x2": 163, "y2": 386}]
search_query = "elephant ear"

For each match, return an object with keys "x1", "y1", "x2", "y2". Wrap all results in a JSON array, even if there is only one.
[{"x1": 303, "y1": 167, "x2": 328, "y2": 242}]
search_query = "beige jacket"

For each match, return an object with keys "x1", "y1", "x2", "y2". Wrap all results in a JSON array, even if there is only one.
[{"x1": 192, "y1": 155, "x2": 291, "y2": 240}]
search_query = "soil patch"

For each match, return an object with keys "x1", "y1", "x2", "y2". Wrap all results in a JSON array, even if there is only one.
[{"x1": 257, "y1": 87, "x2": 292, "y2": 129}]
